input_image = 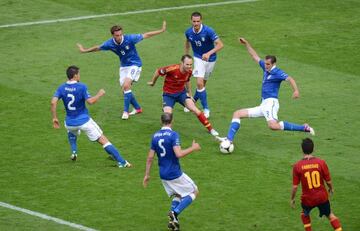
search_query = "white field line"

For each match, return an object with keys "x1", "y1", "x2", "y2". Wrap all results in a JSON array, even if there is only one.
[
  {"x1": 0, "y1": 0, "x2": 257, "y2": 28},
  {"x1": 0, "y1": 201, "x2": 98, "y2": 231}
]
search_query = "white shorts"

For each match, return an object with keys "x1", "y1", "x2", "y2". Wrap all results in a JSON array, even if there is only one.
[
  {"x1": 193, "y1": 57, "x2": 216, "y2": 80},
  {"x1": 161, "y1": 173, "x2": 198, "y2": 198},
  {"x1": 119, "y1": 66, "x2": 142, "y2": 86},
  {"x1": 247, "y1": 98, "x2": 280, "y2": 121},
  {"x1": 65, "y1": 118, "x2": 103, "y2": 142}
]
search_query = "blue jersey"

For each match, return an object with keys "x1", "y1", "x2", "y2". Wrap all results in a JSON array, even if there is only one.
[
  {"x1": 185, "y1": 24, "x2": 219, "y2": 62},
  {"x1": 259, "y1": 60, "x2": 289, "y2": 100},
  {"x1": 53, "y1": 81, "x2": 91, "y2": 126},
  {"x1": 99, "y1": 34, "x2": 143, "y2": 67},
  {"x1": 150, "y1": 127, "x2": 182, "y2": 180}
]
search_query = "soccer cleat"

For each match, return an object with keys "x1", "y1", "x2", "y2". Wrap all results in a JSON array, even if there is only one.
[
  {"x1": 168, "y1": 211, "x2": 180, "y2": 231},
  {"x1": 215, "y1": 136, "x2": 227, "y2": 143},
  {"x1": 70, "y1": 153, "x2": 77, "y2": 161},
  {"x1": 118, "y1": 161, "x2": 132, "y2": 168},
  {"x1": 203, "y1": 109, "x2": 210, "y2": 119},
  {"x1": 129, "y1": 108, "x2": 143, "y2": 116},
  {"x1": 121, "y1": 112, "x2": 129, "y2": 120},
  {"x1": 304, "y1": 124, "x2": 315, "y2": 136},
  {"x1": 209, "y1": 129, "x2": 219, "y2": 137}
]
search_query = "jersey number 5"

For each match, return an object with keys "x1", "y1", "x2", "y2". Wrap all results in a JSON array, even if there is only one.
[
  {"x1": 304, "y1": 170, "x2": 321, "y2": 189},
  {"x1": 67, "y1": 94, "x2": 76, "y2": 111},
  {"x1": 158, "y1": 139, "x2": 166, "y2": 157}
]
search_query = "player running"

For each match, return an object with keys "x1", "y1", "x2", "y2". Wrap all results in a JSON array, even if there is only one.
[
  {"x1": 143, "y1": 113, "x2": 201, "y2": 231},
  {"x1": 51, "y1": 65, "x2": 131, "y2": 168},
  {"x1": 147, "y1": 54, "x2": 220, "y2": 137},
  {"x1": 77, "y1": 21, "x2": 166, "y2": 120},
  {"x1": 291, "y1": 138, "x2": 342, "y2": 231}
]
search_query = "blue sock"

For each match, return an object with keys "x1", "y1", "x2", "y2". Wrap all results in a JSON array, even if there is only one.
[
  {"x1": 281, "y1": 121, "x2": 305, "y2": 131},
  {"x1": 103, "y1": 143, "x2": 126, "y2": 165},
  {"x1": 123, "y1": 90, "x2": 132, "y2": 112},
  {"x1": 227, "y1": 119, "x2": 241, "y2": 141},
  {"x1": 197, "y1": 88, "x2": 209, "y2": 110},
  {"x1": 170, "y1": 197, "x2": 181, "y2": 211},
  {"x1": 174, "y1": 195, "x2": 194, "y2": 215},
  {"x1": 67, "y1": 132, "x2": 77, "y2": 154},
  {"x1": 193, "y1": 90, "x2": 199, "y2": 102},
  {"x1": 130, "y1": 92, "x2": 141, "y2": 110}
]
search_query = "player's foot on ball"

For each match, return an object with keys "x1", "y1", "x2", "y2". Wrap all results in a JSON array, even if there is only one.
[
  {"x1": 168, "y1": 211, "x2": 180, "y2": 231},
  {"x1": 304, "y1": 124, "x2": 315, "y2": 136},
  {"x1": 203, "y1": 109, "x2": 210, "y2": 119},
  {"x1": 209, "y1": 129, "x2": 219, "y2": 137},
  {"x1": 215, "y1": 136, "x2": 227, "y2": 142},
  {"x1": 118, "y1": 161, "x2": 132, "y2": 168},
  {"x1": 129, "y1": 108, "x2": 143, "y2": 116},
  {"x1": 183, "y1": 107, "x2": 190, "y2": 113},
  {"x1": 70, "y1": 153, "x2": 77, "y2": 161},
  {"x1": 121, "y1": 112, "x2": 129, "y2": 120}
]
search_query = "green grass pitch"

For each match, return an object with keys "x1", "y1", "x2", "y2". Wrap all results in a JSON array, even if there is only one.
[{"x1": 0, "y1": 0, "x2": 359, "y2": 230}]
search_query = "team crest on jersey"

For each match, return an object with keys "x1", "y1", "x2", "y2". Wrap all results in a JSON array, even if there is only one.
[
  {"x1": 189, "y1": 36, "x2": 193, "y2": 41},
  {"x1": 201, "y1": 37, "x2": 205, "y2": 41},
  {"x1": 125, "y1": 45, "x2": 129, "y2": 50}
]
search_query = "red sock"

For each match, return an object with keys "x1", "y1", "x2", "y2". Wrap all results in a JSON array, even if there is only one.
[
  {"x1": 330, "y1": 217, "x2": 342, "y2": 231},
  {"x1": 197, "y1": 112, "x2": 212, "y2": 131},
  {"x1": 301, "y1": 212, "x2": 312, "y2": 231}
]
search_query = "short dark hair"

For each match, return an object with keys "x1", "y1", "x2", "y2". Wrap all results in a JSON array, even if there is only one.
[
  {"x1": 265, "y1": 55, "x2": 277, "y2": 64},
  {"x1": 191, "y1": 12, "x2": 202, "y2": 19},
  {"x1": 66, "y1": 65, "x2": 79, "y2": 80},
  {"x1": 161, "y1": 113, "x2": 173, "y2": 125},
  {"x1": 302, "y1": 138, "x2": 314, "y2": 154},
  {"x1": 181, "y1": 54, "x2": 193, "y2": 62},
  {"x1": 110, "y1": 25, "x2": 122, "y2": 34}
]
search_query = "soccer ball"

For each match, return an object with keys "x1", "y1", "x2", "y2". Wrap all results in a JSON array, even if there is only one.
[{"x1": 219, "y1": 140, "x2": 234, "y2": 154}]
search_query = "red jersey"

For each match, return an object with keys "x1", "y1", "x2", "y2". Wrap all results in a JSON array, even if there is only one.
[
  {"x1": 292, "y1": 157, "x2": 331, "y2": 207},
  {"x1": 158, "y1": 64, "x2": 192, "y2": 94}
]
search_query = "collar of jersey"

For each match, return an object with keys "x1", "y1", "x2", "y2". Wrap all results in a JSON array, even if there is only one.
[
  {"x1": 192, "y1": 24, "x2": 203, "y2": 34},
  {"x1": 66, "y1": 80, "x2": 78, "y2": 84},
  {"x1": 113, "y1": 35, "x2": 124, "y2": 45},
  {"x1": 161, "y1": 126, "x2": 172, "y2": 130}
]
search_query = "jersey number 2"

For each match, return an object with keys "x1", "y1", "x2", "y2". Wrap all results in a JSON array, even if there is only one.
[
  {"x1": 304, "y1": 170, "x2": 321, "y2": 189},
  {"x1": 67, "y1": 94, "x2": 76, "y2": 111},
  {"x1": 158, "y1": 139, "x2": 166, "y2": 157}
]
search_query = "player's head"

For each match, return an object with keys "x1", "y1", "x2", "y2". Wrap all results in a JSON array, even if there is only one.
[
  {"x1": 66, "y1": 65, "x2": 80, "y2": 81},
  {"x1": 264, "y1": 55, "x2": 277, "y2": 71},
  {"x1": 110, "y1": 25, "x2": 123, "y2": 43},
  {"x1": 180, "y1": 54, "x2": 193, "y2": 72},
  {"x1": 301, "y1": 138, "x2": 314, "y2": 155},
  {"x1": 161, "y1": 112, "x2": 173, "y2": 126},
  {"x1": 191, "y1": 12, "x2": 202, "y2": 30}
]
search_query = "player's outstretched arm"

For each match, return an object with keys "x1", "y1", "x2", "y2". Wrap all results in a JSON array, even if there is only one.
[
  {"x1": 286, "y1": 76, "x2": 300, "y2": 99},
  {"x1": 147, "y1": 69, "x2": 161, "y2": 86},
  {"x1": 143, "y1": 21, "x2": 166, "y2": 39},
  {"x1": 143, "y1": 150, "x2": 155, "y2": 188},
  {"x1": 239, "y1": 37, "x2": 260, "y2": 63},
  {"x1": 173, "y1": 140, "x2": 201, "y2": 158},
  {"x1": 87, "y1": 89, "x2": 105, "y2": 105},
  {"x1": 51, "y1": 97, "x2": 60, "y2": 129},
  {"x1": 77, "y1": 43, "x2": 101, "y2": 53}
]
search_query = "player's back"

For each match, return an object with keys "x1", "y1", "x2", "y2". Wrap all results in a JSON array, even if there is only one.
[
  {"x1": 54, "y1": 81, "x2": 90, "y2": 126},
  {"x1": 293, "y1": 157, "x2": 330, "y2": 206},
  {"x1": 151, "y1": 128, "x2": 182, "y2": 180}
]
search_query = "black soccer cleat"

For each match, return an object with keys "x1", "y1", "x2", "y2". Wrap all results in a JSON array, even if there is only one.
[{"x1": 168, "y1": 211, "x2": 180, "y2": 231}]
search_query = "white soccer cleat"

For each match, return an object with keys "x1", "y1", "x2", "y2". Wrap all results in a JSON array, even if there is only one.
[
  {"x1": 203, "y1": 109, "x2": 210, "y2": 118},
  {"x1": 210, "y1": 129, "x2": 219, "y2": 137},
  {"x1": 215, "y1": 136, "x2": 227, "y2": 143},
  {"x1": 121, "y1": 112, "x2": 129, "y2": 120},
  {"x1": 129, "y1": 108, "x2": 143, "y2": 116},
  {"x1": 183, "y1": 107, "x2": 190, "y2": 113},
  {"x1": 70, "y1": 153, "x2": 77, "y2": 161},
  {"x1": 304, "y1": 124, "x2": 315, "y2": 136},
  {"x1": 119, "y1": 161, "x2": 132, "y2": 168}
]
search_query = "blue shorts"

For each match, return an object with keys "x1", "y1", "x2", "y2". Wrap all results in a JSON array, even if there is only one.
[
  {"x1": 301, "y1": 200, "x2": 331, "y2": 217},
  {"x1": 163, "y1": 90, "x2": 190, "y2": 108}
]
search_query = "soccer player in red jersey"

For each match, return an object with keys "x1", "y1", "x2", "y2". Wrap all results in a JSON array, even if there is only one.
[
  {"x1": 148, "y1": 54, "x2": 220, "y2": 137},
  {"x1": 291, "y1": 138, "x2": 342, "y2": 231}
]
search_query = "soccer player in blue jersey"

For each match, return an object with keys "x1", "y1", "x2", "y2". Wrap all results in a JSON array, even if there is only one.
[
  {"x1": 184, "y1": 12, "x2": 223, "y2": 118},
  {"x1": 51, "y1": 65, "x2": 131, "y2": 168},
  {"x1": 218, "y1": 38, "x2": 315, "y2": 143},
  {"x1": 143, "y1": 113, "x2": 201, "y2": 231},
  {"x1": 77, "y1": 21, "x2": 166, "y2": 120}
]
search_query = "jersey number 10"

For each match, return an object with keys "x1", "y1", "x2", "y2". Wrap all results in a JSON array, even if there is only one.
[{"x1": 304, "y1": 170, "x2": 321, "y2": 189}]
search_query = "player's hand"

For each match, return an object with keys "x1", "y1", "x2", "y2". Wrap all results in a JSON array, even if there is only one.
[
  {"x1": 76, "y1": 43, "x2": 86, "y2": 53},
  {"x1": 192, "y1": 140, "x2": 201, "y2": 151},
  {"x1": 161, "y1": 20, "x2": 166, "y2": 32},
  {"x1": 98, "y1": 89, "x2": 106, "y2": 96},
  {"x1": 143, "y1": 175, "x2": 150, "y2": 188},
  {"x1": 147, "y1": 81, "x2": 155, "y2": 86},
  {"x1": 292, "y1": 90, "x2": 300, "y2": 99},
  {"x1": 202, "y1": 53, "x2": 210, "y2": 61},
  {"x1": 290, "y1": 199, "x2": 296, "y2": 209},
  {"x1": 52, "y1": 118, "x2": 60, "y2": 129},
  {"x1": 239, "y1": 37, "x2": 248, "y2": 45}
]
